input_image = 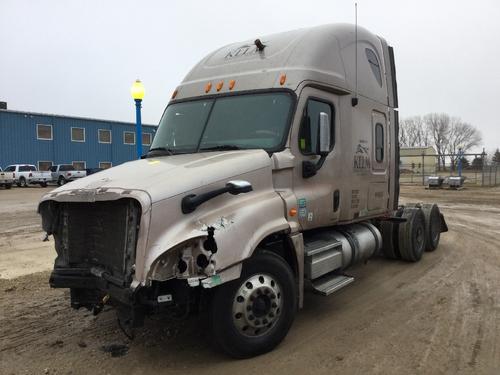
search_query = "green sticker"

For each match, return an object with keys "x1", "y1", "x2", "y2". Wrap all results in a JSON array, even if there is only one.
[
  {"x1": 211, "y1": 274, "x2": 221, "y2": 286},
  {"x1": 298, "y1": 198, "x2": 307, "y2": 208}
]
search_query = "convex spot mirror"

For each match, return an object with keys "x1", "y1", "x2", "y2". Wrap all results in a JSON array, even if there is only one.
[
  {"x1": 317, "y1": 112, "x2": 331, "y2": 156},
  {"x1": 226, "y1": 180, "x2": 253, "y2": 195}
]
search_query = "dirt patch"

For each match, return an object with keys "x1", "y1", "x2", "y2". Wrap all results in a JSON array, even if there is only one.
[{"x1": 1, "y1": 186, "x2": 500, "y2": 374}]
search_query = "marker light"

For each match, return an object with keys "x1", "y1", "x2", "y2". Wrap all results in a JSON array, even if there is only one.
[
  {"x1": 171, "y1": 89, "x2": 178, "y2": 99},
  {"x1": 289, "y1": 208, "x2": 297, "y2": 217},
  {"x1": 216, "y1": 81, "x2": 224, "y2": 92},
  {"x1": 229, "y1": 79, "x2": 236, "y2": 90},
  {"x1": 279, "y1": 74, "x2": 287, "y2": 85},
  {"x1": 205, "y1": 82, "x2": 212, "y2": 93}
]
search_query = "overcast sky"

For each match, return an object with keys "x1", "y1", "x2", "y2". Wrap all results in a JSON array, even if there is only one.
[{"x1": 1, "y1": 0, "x2": 499, "y2": 152}]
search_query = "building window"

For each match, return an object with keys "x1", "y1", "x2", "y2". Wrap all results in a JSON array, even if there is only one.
[
  {"x1": 99, "y1": 162, "x2": 112, "y2": 169},
  {"x1": 98, "y1": 129, "x2": 111, "y2": 143},
  {"x1": 37, "y1": 124, "x2": 53, "y2": 140},
  {"x1": 71, "y1": 127, "x2": 85, "y2": 142},
  {"x1": 298, "y1": 98, "x2": 335, "y2": 155},
  {"x1": 124, "y1": 131, "x2": 135, "y2": 145},
  {"x1": 72, "y1": 161, "x2": 86, "y2": 170},
  {"x1": 142, "y1": 133, "x2": 152, "y2": 146},
  {"x1": 375, "y1": 123, "x2": 384, "y2": 162},
  {"x1": 38, "y1": 161, "x2": 53, "y2": 171}
]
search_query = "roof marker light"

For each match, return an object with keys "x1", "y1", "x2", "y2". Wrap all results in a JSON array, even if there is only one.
[
  {"x1": 279, "y1": 74, "x2": 287, "y2": 85},
  {"x1": 216, "y1": 81, "x2": 224, "y2": 92},
  {"x1": 205, "y1": 82, "x2": 212, "y2": 93},
  {"x1": 171, "y1": 89, "x2": 178, "y2": 99},
  {"x1": 229, "y1": 79, "x2": 236, "y2": 90}
]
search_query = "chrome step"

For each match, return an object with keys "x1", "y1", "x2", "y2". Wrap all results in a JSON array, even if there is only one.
[{"x1": 311, "y1": 274, "x2": 355, "y2": 296}]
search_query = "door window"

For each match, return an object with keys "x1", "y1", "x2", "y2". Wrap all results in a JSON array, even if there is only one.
[
  {"x1": 298, "y1": 99, "x2": 334, "y2": 155},
  {"x1": 375, "y1": 123, "x2": 384, "y2": 162}
]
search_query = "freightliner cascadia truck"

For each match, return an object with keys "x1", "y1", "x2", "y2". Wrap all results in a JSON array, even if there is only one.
[{"x1": 39, "y1": 24, "x2": 447, "y2": 358}]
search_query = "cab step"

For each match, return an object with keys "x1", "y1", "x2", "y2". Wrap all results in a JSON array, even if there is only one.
[
  {"x1": 304, "y1": 236, "x2": 343, "y2": 280},
  {"x1": 311, "y1": 273, "x2": 355, "y2": 296}
]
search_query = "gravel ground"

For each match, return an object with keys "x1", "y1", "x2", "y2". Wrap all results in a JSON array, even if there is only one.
[{"x1": 0, "y1": 185, "x2": 499, "y2": 375}]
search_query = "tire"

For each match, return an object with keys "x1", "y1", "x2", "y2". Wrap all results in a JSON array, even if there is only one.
[
  {"x1": 5, "y1": 183, "x2": 12, "y2": 189},
  {"x1": 19, "y1": 177, "x2": 27, "y2": 187},
  {"x1": 420, "y1": 203, "x2": 441, "y2": 251},
  {"x1": 398, "y1": 207, "x2": 426, "y2": 262},
  {"x1": 381, "y1": 207, "x2": 404, "y2": 259},
  {"x1": 209, "y1": 251, "x2": 297, "y2": 358},
  {"x1": 40, "y1": 182, "x2": 48, "y2": 188},
  {"x1": 58, "y1": 176, "x2": 66, "y2": 186}
]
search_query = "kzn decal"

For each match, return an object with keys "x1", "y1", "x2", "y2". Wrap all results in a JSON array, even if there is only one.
[{"x1": 354, "y1": 142, "x2": 370, "y2": 170}]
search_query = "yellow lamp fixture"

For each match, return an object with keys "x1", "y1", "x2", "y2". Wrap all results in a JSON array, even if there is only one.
[{"x1": 131, "y1": 79, "x2": 145, "y2": 100}]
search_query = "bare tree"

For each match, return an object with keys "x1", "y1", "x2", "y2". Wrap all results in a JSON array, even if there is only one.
[
  {"x1": 445, "y1": 118, "x2": 482, "y2": 170},
  {"x1": 424, "y1": 113, "x2": 450, "y2": 171},
  {"x1": 399, "y1": 116, "x2": 430, "y2": 147}
]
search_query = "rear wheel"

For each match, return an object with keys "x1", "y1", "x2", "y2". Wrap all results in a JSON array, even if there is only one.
[
  {"x1": 40, "y1": 182, "x2": 48, "y2": 188},
  {"x1": 398, "y1": 207, "x2": 426, "y2": 262},
  {"x1": 19, "y1": 177, "x2": 27, "y2": 187},
  {"x1": 420, "y1": 203, "x2": 441, "y2": 251},
  {"x1": 381, "y1": 207, "x2": 404, "y2": 259},
  {"x1": 209, "y1": 251, "x2": 296, "y2": 358},
  {"x1": 5, "y1": 183, "x2": 12, "y2": 189}
]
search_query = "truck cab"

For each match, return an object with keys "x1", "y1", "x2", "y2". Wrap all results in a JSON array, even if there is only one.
[{"x1": 39, "y1": 24, "x2": 446, "y2": 358}]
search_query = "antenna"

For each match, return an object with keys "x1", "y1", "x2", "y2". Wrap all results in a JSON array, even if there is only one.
[{"x1": 352, "y1": 2, "x2": 359, "y2": 107}]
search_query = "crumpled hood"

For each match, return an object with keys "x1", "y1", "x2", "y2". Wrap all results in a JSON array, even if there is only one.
[{"x1": 45, "y1": 150, "x2": 273, "y2": 203}]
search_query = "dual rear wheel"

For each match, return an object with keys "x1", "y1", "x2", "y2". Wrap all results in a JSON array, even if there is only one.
[{"x1": 381, "y1": 204, "x2": 442, "y2": 262}]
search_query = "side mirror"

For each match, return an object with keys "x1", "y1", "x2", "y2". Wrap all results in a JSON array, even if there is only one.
[
  {"x1": 226, "y1": 180, "x2": 253, "y2": 195},
  {"x1": 318, "y1": 112, "x2": 331, "y2": 156}
]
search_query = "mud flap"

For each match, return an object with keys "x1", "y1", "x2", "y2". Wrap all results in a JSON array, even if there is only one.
[{"x1": 439, "y1": 213, "x2": 448, "y2": 233}]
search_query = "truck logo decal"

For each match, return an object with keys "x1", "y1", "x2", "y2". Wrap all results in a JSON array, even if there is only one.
[
  {"x1": 224, "y1": 42, "x2": 268, "y2": 59},
  {"x1": 354, "y1": 142, "x2": 370, "y2": 170}
]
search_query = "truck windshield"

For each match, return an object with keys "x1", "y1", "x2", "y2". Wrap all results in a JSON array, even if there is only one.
[{"x1": 149, "y1": 92, "x2": 293, "y2": 155}]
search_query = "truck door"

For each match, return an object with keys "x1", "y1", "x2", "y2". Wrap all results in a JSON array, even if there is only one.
[
  {"x1": 369, "y1": 110, "x2": 389, "y2": 212},
  {"x1": 291, "y1": 87, "x2": 341, "y2": 230}
]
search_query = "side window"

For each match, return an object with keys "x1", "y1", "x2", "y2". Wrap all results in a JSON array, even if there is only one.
[
  {"x1": 365, "y1": 48, "x2": 382, "y2": 87},
  {"x1": 298, "y1": 99, "x2": 334, "y2": 155},
  {"x1": 375, "y1": 123, "x2": 384, "y2": 162},
  {"x1": 5, "y1": 166, "x2": 15, "y2": 172}
]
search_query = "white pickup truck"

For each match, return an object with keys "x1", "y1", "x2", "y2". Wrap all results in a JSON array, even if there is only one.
[
  {"x1": 0, "y1": 167, "x2": 14, "y2": 189},
  {"x1": 50, "y1": 164, "x2": 87, "y2": 186},
  {"x1": 5, "y1": 164, "x2": 52, "y2": 187}
]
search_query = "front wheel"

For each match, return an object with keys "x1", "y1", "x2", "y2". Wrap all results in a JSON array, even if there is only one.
[
  {"x1": 19, "y1": 177, "x2": 27, "y2": 187},
  {"x1": 57, "y1": 176, "x2": 66, "y2": 186},
  {"x1": 5, "y1": 183, "x2": 12, "y2": 189},
  {"x1": 209, "y1": 251, "x2": 296, "y2": 358}
]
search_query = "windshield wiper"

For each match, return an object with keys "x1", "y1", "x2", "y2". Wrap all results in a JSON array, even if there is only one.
[
  {"x1": 199, "y1": 145, "x2": 242, "y2": 151},
  {"x1": 147, "y1": 147, "x2": 174, "y2": 156}
]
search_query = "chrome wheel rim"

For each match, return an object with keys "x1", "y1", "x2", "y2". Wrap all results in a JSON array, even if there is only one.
[{"x1": 232, "y1": 273, "x2": 282, "y2": 337}]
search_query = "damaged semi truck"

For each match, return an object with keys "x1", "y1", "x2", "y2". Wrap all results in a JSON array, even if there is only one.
[{"x1": 39, "y1": 24, "x2": 447, "y2": 358}]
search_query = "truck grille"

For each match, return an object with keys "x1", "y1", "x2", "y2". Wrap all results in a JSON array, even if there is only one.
[{"x1": 60, "y1": 199, "x2": 141, "y2": 285}]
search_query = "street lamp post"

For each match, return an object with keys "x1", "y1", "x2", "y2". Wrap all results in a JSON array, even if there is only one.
[{"x1": 130, "y1": 79, "x2": 145, "y2": 159}]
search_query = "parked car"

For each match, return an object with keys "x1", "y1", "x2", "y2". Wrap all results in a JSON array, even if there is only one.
[
  {"x1": 85, "y1": 168, "x2": 103, "y2": 176},
  {"x1": 4, "y1": 164, "x2": 52, "y2": 187},
  {"x1": 50, "y1": 164, "x2": 87, "y2": 186},
  {"x1": 0, "y1": 167, "x2": 14, "y2": 189}
]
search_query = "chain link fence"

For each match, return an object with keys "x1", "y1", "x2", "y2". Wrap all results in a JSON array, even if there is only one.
[{"x1": 400, "y1": 153, "x2": 499, "y2": 187}]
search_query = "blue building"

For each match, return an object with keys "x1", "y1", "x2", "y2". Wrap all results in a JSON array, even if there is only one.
[{"x1": 0, "y1": 108, "x2": 156, "y2": 171}]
